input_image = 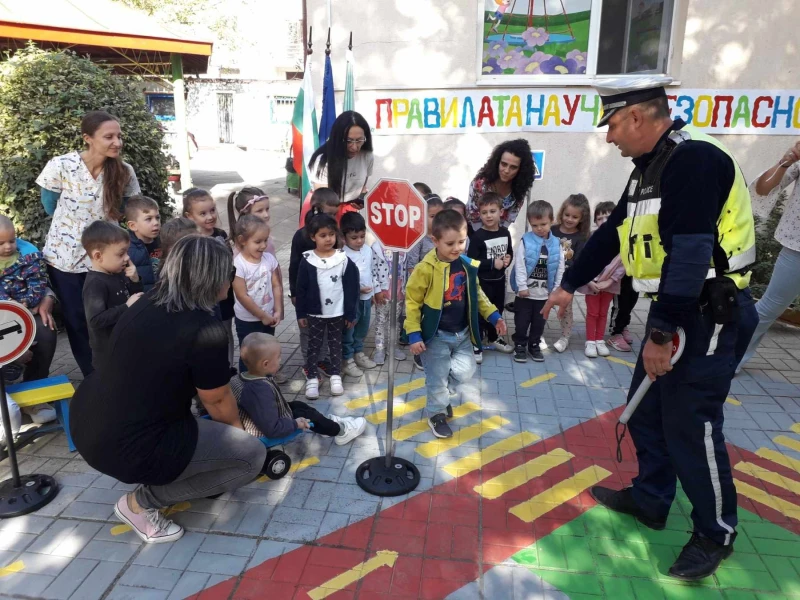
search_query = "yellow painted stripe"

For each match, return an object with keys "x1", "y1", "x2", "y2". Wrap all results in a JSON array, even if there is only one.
[
  {"x1": 415, "y1": 416, "x2": 510, "y2": 459},
  {"x1": 10, "y1": 383, "x2": 74, "y2": 407},
  {"x1": 111, "y1": 501, "x2": 192, "y2": 535},
  {"x1": 726, "y1": 397, "x2": 742, "y2": 406},
  {"x1": 735, "y1": 462, "x2": 800, "y2": 495},
  {"x1": 0, "y1": 560, "x2": 24, "y2": 578},
  {"x1": 605, "y1": 356, "x2": 636, "y2": 368},
  {"x1": 366, "y1": 397, "x2": 427, "y2": 425},
  {"x1": 734, "y1": 479, "x2": 800, "y2": 521},
  {"x1": 474, "y1": 448, "x2": 575, "y2": 500},
  {"x1": 520, "y1": 373, "x2": 557, "y2": 388},
  {"x1": 509, "y1": 465, "x2": 612, "y2": 523},
  {"x1": 307, "y1": 550, "x2": 398, "y2": 600},
  {"x1": 791, "y1": 423, "x2": 800, "y2": 434},
  {"x1": 757, "y1": 448, "x2": 800, "y2": 474},
  {"x1": 392, "y1": 402, "x2": 480, "y2": 442},
  {"x1": 775, "y1": 435, "x2": 800, "y2": 454},
  {"x1": 442, "y1": 432, "x2": 541, "y2": 478},
  {"x1": 256, "y1": 456, "x2": 319, "y2": 483},
  {"x1": 344, "y1": 379, "x2": 426, "y2": 409}
]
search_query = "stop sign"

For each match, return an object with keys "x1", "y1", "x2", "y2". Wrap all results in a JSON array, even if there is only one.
[{"x1": 365, "y1": 179, "x2": 428, "y2": 252}]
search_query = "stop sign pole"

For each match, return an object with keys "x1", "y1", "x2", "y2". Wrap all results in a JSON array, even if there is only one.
[{"x1": 356, "y1": 179, "x2": 427, "y2": 497}]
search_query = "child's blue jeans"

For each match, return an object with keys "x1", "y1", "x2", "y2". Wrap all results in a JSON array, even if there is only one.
[
  {"x1": 421, "y1": 328, "x2": 475, "y2": 415},
  {"x1": 342, "y1": 299, "x2": 372, "y2": 360}
]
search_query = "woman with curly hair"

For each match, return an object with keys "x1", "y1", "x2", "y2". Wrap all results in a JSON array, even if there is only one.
[{"x1": 466, "y1": 139, "x2": 535, "y2": 230}]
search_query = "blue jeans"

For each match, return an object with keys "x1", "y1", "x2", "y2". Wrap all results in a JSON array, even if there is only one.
[
  {"x1": 342, "y1": 300, "x2": 372, "y2": 360},
  {"x1": 739, "y1": 246, "x2": 800, "y2": 369},
  {"x1": 421, "y1": 328, "x2": 475, "y2": 415},
  {"x1": 234, "y1": 318, "x2": 275, "y2": 373}
]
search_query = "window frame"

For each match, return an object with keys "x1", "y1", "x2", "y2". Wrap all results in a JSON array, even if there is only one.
[{"x1": 475, "y1": 0, "x2": 683, "y2": 86}]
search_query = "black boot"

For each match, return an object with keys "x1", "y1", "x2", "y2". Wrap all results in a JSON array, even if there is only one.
[
  {"x1": 668, "y1": 532, "x2": 734, "y2": 581},
  {"x1": 589, "y1": 486, "x2": 666, "y2": 530}
]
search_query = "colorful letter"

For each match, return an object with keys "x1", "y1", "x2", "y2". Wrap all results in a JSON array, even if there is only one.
[
  {"x1": 492, "y1": 95, "x2": 510, "y2": 127},
  {"x1": 772, "y1": 95, "x2": 795, "y2": 129},
  {"x1": 478, "y1": 96, "x2": 495, "y2": 127},
  {"x1": 666, "y1": 95, "x2": 677, "y2": 116},
  {"x1": 461, "y1": 97, "x2": 476, "y2": 128},
  {"x1": 561, "y1": 95, "x2": 580, "y2": 126},
  {"x1": 392, "y1": 99, "x2": 409, "y2": 128},
  {"x1": 526, "y1": 94, "x2": 545, "y2": 126},
  {"x1": 543, "y1": 95, "x2": 561, "y2": 126},
  {"x1": 731, "y1": 96, "x2": 751, "y2": 128},
  {"x1": 407, "y1": 99, "x2": 423, "y2": 129},
  {"x1": 506, "y1": 95, "x2": 522, "y2": 127},
  {"x1": 794, "y1": 99, "x2": 800, "y2": 128},
  {"x1": 376, "y1": 99, "x2": 393, "y2": 129},
  {"x1": 712, "y1": 95, "x2": 734, "y2": 128},
  {"x1": 580, "y1": 94, "x2": 601, "y2": 125},
  {"x1": 675, "y1": 96, "x2": 695, "y2": 123},
  {"x1": 752, "y1": 96, "x2": 773, "y2": 128},
  {"x1": 694, "y1": 95, "x2": 713, "y2": 127},
  {"x1": 441, "y1": 98, "x2": 459, "y2": 128},
  {"x1": 424, "y1": 98, "x2": 440, "y2": 128}
]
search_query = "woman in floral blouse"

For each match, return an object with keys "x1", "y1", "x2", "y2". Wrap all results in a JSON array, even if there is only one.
[
  {"x1": 465, "y1": 138, "x2": 536, "y2": 231},
  {"x1": 738, "y1": 140, "x2": 800, "y2": 371},
  {"x1": 36, "y1": 111, "x2": 140, "y2": 375}
]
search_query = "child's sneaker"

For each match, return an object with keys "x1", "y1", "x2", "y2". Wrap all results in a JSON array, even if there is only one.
[
  {"x1": 595, "y1": 340, "x2": 610, "y2": 357},
  {"x1": 491, "y1": 338, "x2": 514, "y2": 354},
  {"x1": 354, "y1": 352, "x2": 376, "y2": 370},
  {"x1": 114, "y1": 496, "x2": 184, "y2": 544},
  {"x1": 585, "y1": 341, "x2": 598, "y2": 358},
  {"x1": 305, "y1": 378, "x2": 320, "y2": 400},
  {"x1": 514, "y1": 345, "x2": 527, "y2": 363},
  {"x1": 342, "y1": 359, "x2": 364, "y2": 377},
  {"x1": 330, "y1": 415, "x2": 367, "y2": 444},
  {"x1": 428, "y1": 413, "x2": 453, "y2": 438},
  {"x1": 446, "y1": 403, "x2": 453, "y2": 419},
  {"x1": 413, "y1": 355, "x2": 425, "y2": 371},
  {"x1": 273, "y1": 370, "x2": 288, "y2": 385},
  {"x1": 330, "y1": 375, "x2": 344, "y2": 396},
  {"x1": 23, "y1": 403, "x2": 57, "y2": 424},
  {"x1": 473, "y1": 347, "x2": 483, "y2": 364},
  {"x1": 608, "y1": 334, "x2": 632, "y2": 352},
  {"x1": 553, "y1": 337, "x2": 569, "y2": 353},
  {"x1": 372, "y1": 348, "x2": 386, "y2": 365},
  {"x1": 528, "y1": 346, "x2": 545, "y2": 362},
  {"x1": 317, "y1": 361, "x2": 333, "y2": 378},
  {"x1": 394, "y1": 348, "x2": 407, "y2": 361},
  {"x1": 622, "y1": 328, "x2": 634, "y2": 345}
]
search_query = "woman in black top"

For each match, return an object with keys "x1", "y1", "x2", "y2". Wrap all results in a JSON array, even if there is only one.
[{"x1": 70, "y1": 235, "x2": 266, "y2": 544}]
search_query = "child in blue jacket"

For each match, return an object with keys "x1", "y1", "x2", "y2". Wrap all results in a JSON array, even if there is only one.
[{"x1": 124, "y1": 195, "x2": 162, "y2": 291}]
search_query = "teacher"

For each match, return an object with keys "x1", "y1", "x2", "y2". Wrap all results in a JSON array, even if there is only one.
[
  {"x1": 465, "y1": 138, "x2": 535, "y2": 230},
  {"x1": 36, "y1": 110, "x2": 141, "y2": 375},
  {"x1": 70, "y1": 236, "x2": 266, "y2": 544}
]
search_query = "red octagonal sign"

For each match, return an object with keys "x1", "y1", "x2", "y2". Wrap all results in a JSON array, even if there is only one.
[{"x1": 366, "y1": 178, "x2": 428, "y2": 252}]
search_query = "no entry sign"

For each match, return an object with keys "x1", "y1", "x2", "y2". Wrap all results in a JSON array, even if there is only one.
[
  {"x1": 366, "y1": 179, "x2": 428, "y2": 252},
  {"x1": 0, "y1": 301, "x2": 35, "y2": 366}
]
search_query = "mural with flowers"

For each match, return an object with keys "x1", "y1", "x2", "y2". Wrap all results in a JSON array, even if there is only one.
[{"x1": 481, "y1": 0, "x2": 592, "y2": 77}]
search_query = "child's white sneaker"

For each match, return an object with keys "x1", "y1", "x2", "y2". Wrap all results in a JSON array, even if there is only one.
[
  {"x1": 305, "y1": 378, "x2": 320, "y2": 400},
  {"x1": 595, "y1": 340, "x2": 610, "y2": 357},
  {"x1": 354, "y1": 352, "x2": 376, "y2": 370},
  {"x1": 342, "y1": 359, "x2": 363, "y2": 377},
  {"x1": 553, "y1": 337, "x2": 569, "y2": 353},
  {"x1": 394, "y1": 348, "x2": 407, "y2": 361},
  {"x1": 330, "y1": 415, "x2": 367, "y2": 445},
  {"x1": 585, "y1": 341, "x2": 598, "y2": 358},
  {"x1": 330, "y1": 375, "x2": 344, "y2": 396},
  {"x1": 23, "y1": 403, "x2": 57, "y2": 425},
  {"x1": 372, "y1": 348, "x2": 386, "y2": 365}
]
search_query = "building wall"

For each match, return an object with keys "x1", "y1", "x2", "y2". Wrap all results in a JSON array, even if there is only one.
[{"x1": 309, "y1": 0, "x2": 796, "y2": 235}]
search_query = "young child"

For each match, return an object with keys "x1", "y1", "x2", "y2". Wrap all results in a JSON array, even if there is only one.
[
  {"x1": 289, "y1": 188, "x2": 340, "y2": 378},
  {"x1": 444, "y1": 197, "x2": 473, "y2": 245},
  {"x1": 369, "y1": 235, "x2": 407, "y2": 366},
  {"x1": 413, "y1": 182, "x2": 432, "y2": 197},
  {"x1": 81, "y1": 221, "x2": 143, "y2": 370},
  {"x1": 511, "y1": 201, "x2": 565, "y2": 363},
  {"x1": 183, "y1": 188, "x2": 235, "y2": 369},
  {"x1": 550, "y1": 193, "x2": 590, "y2": 353},
  {"x1": 232, "y1": 215, "x2": 283, "y2": 373},
  {"x1": 406, "y1": 210, "x2": 506, "y2": 439},
  {"x1": 577, "y1": 202, "x2": 624, "y2": 358},
  {"x1": 467, "y1": 192, "x2": 513, "y2": 361},
  {"x1": 608, "y1": 276, "x2": 638, "y2": 352},
  {"x1": 124, "y1": 195, "x2": 161, "y2": 291},
  {"x1": 159, "y1": 217, "x2": 197, "y2": 267},
  {"x1": 406, "y1": 194, "x2": 444, "y2": 275},
  {"x1": 295, "y1": 214, "x2": 360, "y2": 400},
  {"x1": 340, "y1": 212, "x2": 378, "y2": 377},
  {"x1": 227, "y1": 186, "x2": 277, "y2": 257},
  {"x1": 230, "y1": 334, "x2": 366, "y2": 446}
]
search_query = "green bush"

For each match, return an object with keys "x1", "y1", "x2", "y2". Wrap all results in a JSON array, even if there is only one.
[
  {"x1": 0, "y1": 46, "x2": 172, "y2": 246},
  {"x1": 750, "y1": 191, "x2": 795, "y2": 305}
]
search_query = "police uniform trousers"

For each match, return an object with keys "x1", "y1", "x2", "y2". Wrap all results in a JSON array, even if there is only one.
[{"x1": 626, "y1": 289, "x2": 758, "y2": 546}]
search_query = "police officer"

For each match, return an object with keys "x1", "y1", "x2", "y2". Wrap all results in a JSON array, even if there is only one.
[{"x1": 543, "y1": 77, "x2": 759, "y2": 581}]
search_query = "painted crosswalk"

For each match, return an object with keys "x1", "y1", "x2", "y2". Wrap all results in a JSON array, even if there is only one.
[
  {"x1": 474, "y1": 448, "x2": 574, "y2": 500},
  {"x1": 392, "y1": 401, "x2": 481, "y2": 441},
  {"x1": 735, "y1": 461, "x2": 800, "y2": 495},
  {"x1": 775, "y1": 435, "x2": 800, "y2": 453},
  {"x1": 344, "y1": 378, "x2": 426, "y2": 409},
  {"x1": 415, "y1": 416, "x2": 509, "y2": 458},
  {"x1": 307, "y1": 550, "x2": 398, "y2": 600},
  {"x1": 441, "y1": 432, "x2": 541, "y2": 477},
  {"x1": 757, "y1": 447, "x2": 800, "y2": 473},
  {"x1": 734, "y1": 479, "x2": 800, "y2": 521},
  {"x1": 365, "y1": 396, "x2": 427, "y2": 425}
]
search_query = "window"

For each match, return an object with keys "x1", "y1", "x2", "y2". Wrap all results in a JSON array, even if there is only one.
[
  {"x1": 478, "y1": 0, "x2": 677, "y2": 84},
  {"x1": 271, "y1": 96, "x2": 296, "y2": 125}
]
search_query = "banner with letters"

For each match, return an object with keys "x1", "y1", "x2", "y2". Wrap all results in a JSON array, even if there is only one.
[{"x1": 365, "y1": 89, "x2": 800, "y2": 136}]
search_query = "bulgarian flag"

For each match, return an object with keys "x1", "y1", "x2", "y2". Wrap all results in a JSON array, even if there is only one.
[{"x1": 292, "y1": 58, "x2": 319, "y2": 206}]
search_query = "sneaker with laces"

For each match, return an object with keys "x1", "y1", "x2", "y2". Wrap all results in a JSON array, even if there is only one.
[
  {"x1": 413, "y1": 354, "x2": 425, "y2": 371},
  {"x1": 585, "y1": 341, "x2": 598, "y2": 358},
  {"x1": 372, "y1": 348, "x2": 386, "y2": 365},
  {"x1": 305, "y1": 378, "x2": 320, "y2": 400},
  {"x1": 595, "y1": 340, "x2": 610, "y2": 357},
  {"x1": 394, "y1": 348, "x2": 407, "y2": 361},
  {"x1": 528, "y1": 346, "x2": 544, "y2": 362},
  {"x1": 342, "y1": 358, "x2": 364, "y2": 377},
  {"x1": 553, "y1": 337, "x2": 569, "y2": 353},
  {"x1": 473, "y1": 347, "x2": 483, "y2": 364},
  {"x1": 317, "y1": 361, "x2": 333, "y2": 378},
  {"x1": 622, "y1": 328, "x2": 634, "y2": 345},
  {"x1": 114, "y1": 496, "x2": 184, "y2": 544},
  {"x1": 354, "y1": 352, "x2": 377, "y2": 370},
  {"x1": 330, "y1": 414, "x2": 367, "y2": 445},
  {"x1": 428, "y1": 413, "x2": 453, "y2": 438},
  {"x1": 513, "y1": 345, "x2": 527, "y2": 363},
  {"x1": 608, "y1": 334, "x2": 632, "y2": 352},
  {"x1": 272, "y1": 370, "x2": 288, "y2": 385},
  {"x1": 490, "y1": 338, "x2": 514, "y2": 354},
  {"x1": 330, "y1": 375, "x2": 344, "y2": 396}
]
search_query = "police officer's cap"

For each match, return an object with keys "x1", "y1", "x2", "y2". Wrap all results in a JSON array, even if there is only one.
[{"x1": 594, "y1": 76, "x2": 673, "y2": 128}]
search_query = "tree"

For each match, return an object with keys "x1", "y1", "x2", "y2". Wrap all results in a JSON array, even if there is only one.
[{"x1": 0, "y1": 46, "x2": 171, "y2": 246}]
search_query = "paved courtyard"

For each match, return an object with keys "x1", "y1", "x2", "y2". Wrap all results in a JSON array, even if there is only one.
[{"x1": 1, "y1": 148, "x2": 799, "y2": 599}]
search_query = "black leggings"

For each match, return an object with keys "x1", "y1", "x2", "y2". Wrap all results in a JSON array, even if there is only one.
[
  {"x1": 610, "y1": 275, "x2": 639, "y2": 335},
  {"x1": 306, "y1": 316, "x2": 344, "y2": 378},
  {"x1": 480, "y1": 279, "x2": 506, "y2": 342},
  {"x1": 290, "y1": 401, "x2": 339, "y2": 437}
]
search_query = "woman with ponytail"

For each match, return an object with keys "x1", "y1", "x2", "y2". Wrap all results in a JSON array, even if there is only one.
[{"x1": 37, "y1": 110, "x2": 141, "y2": 375}]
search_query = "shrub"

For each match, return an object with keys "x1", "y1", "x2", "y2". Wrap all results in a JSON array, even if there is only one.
[{"x1": 0, "y1": 46, "x2": 172, "y2": 246}]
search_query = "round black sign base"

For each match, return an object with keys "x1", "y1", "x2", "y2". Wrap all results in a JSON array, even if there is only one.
[
  {"x1": 0, "y1": 474, "x2": 59, "y2": 518},
  {"x1": 356, "y1": 456, "x2": 420, "y2": 497}
]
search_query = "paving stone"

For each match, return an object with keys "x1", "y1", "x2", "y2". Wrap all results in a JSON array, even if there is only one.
[
  {"x1": 40, "y1": 558, "x2": 98, "y2": 600},
  {"x1": 159, "y1": 532, "x2": 206, "y2": 571},
  {"x1": 186, "y1": 551, "x2": 249, "y2": 576},
  {"x1": 77, "y1": 540, "x2": 140, "y2": 563},
  {"x1": 106, "y1": 585, "x2": 169, "y2": 600},
  {"x1": 199, "y1": 533, "x2": 257, "y2": 557},
  {"x1": 27, "y1": 520, "x2": 103, "y2": 557},
  {"x1": 0, "y1": 572, "x2": 55, "y2": 596},
  {"x1": 118, "y1": 565, "x2": 183, "y2": 591},
  {"x1": 166, "y1": 571, "x2": 210, "y2": 600}
]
